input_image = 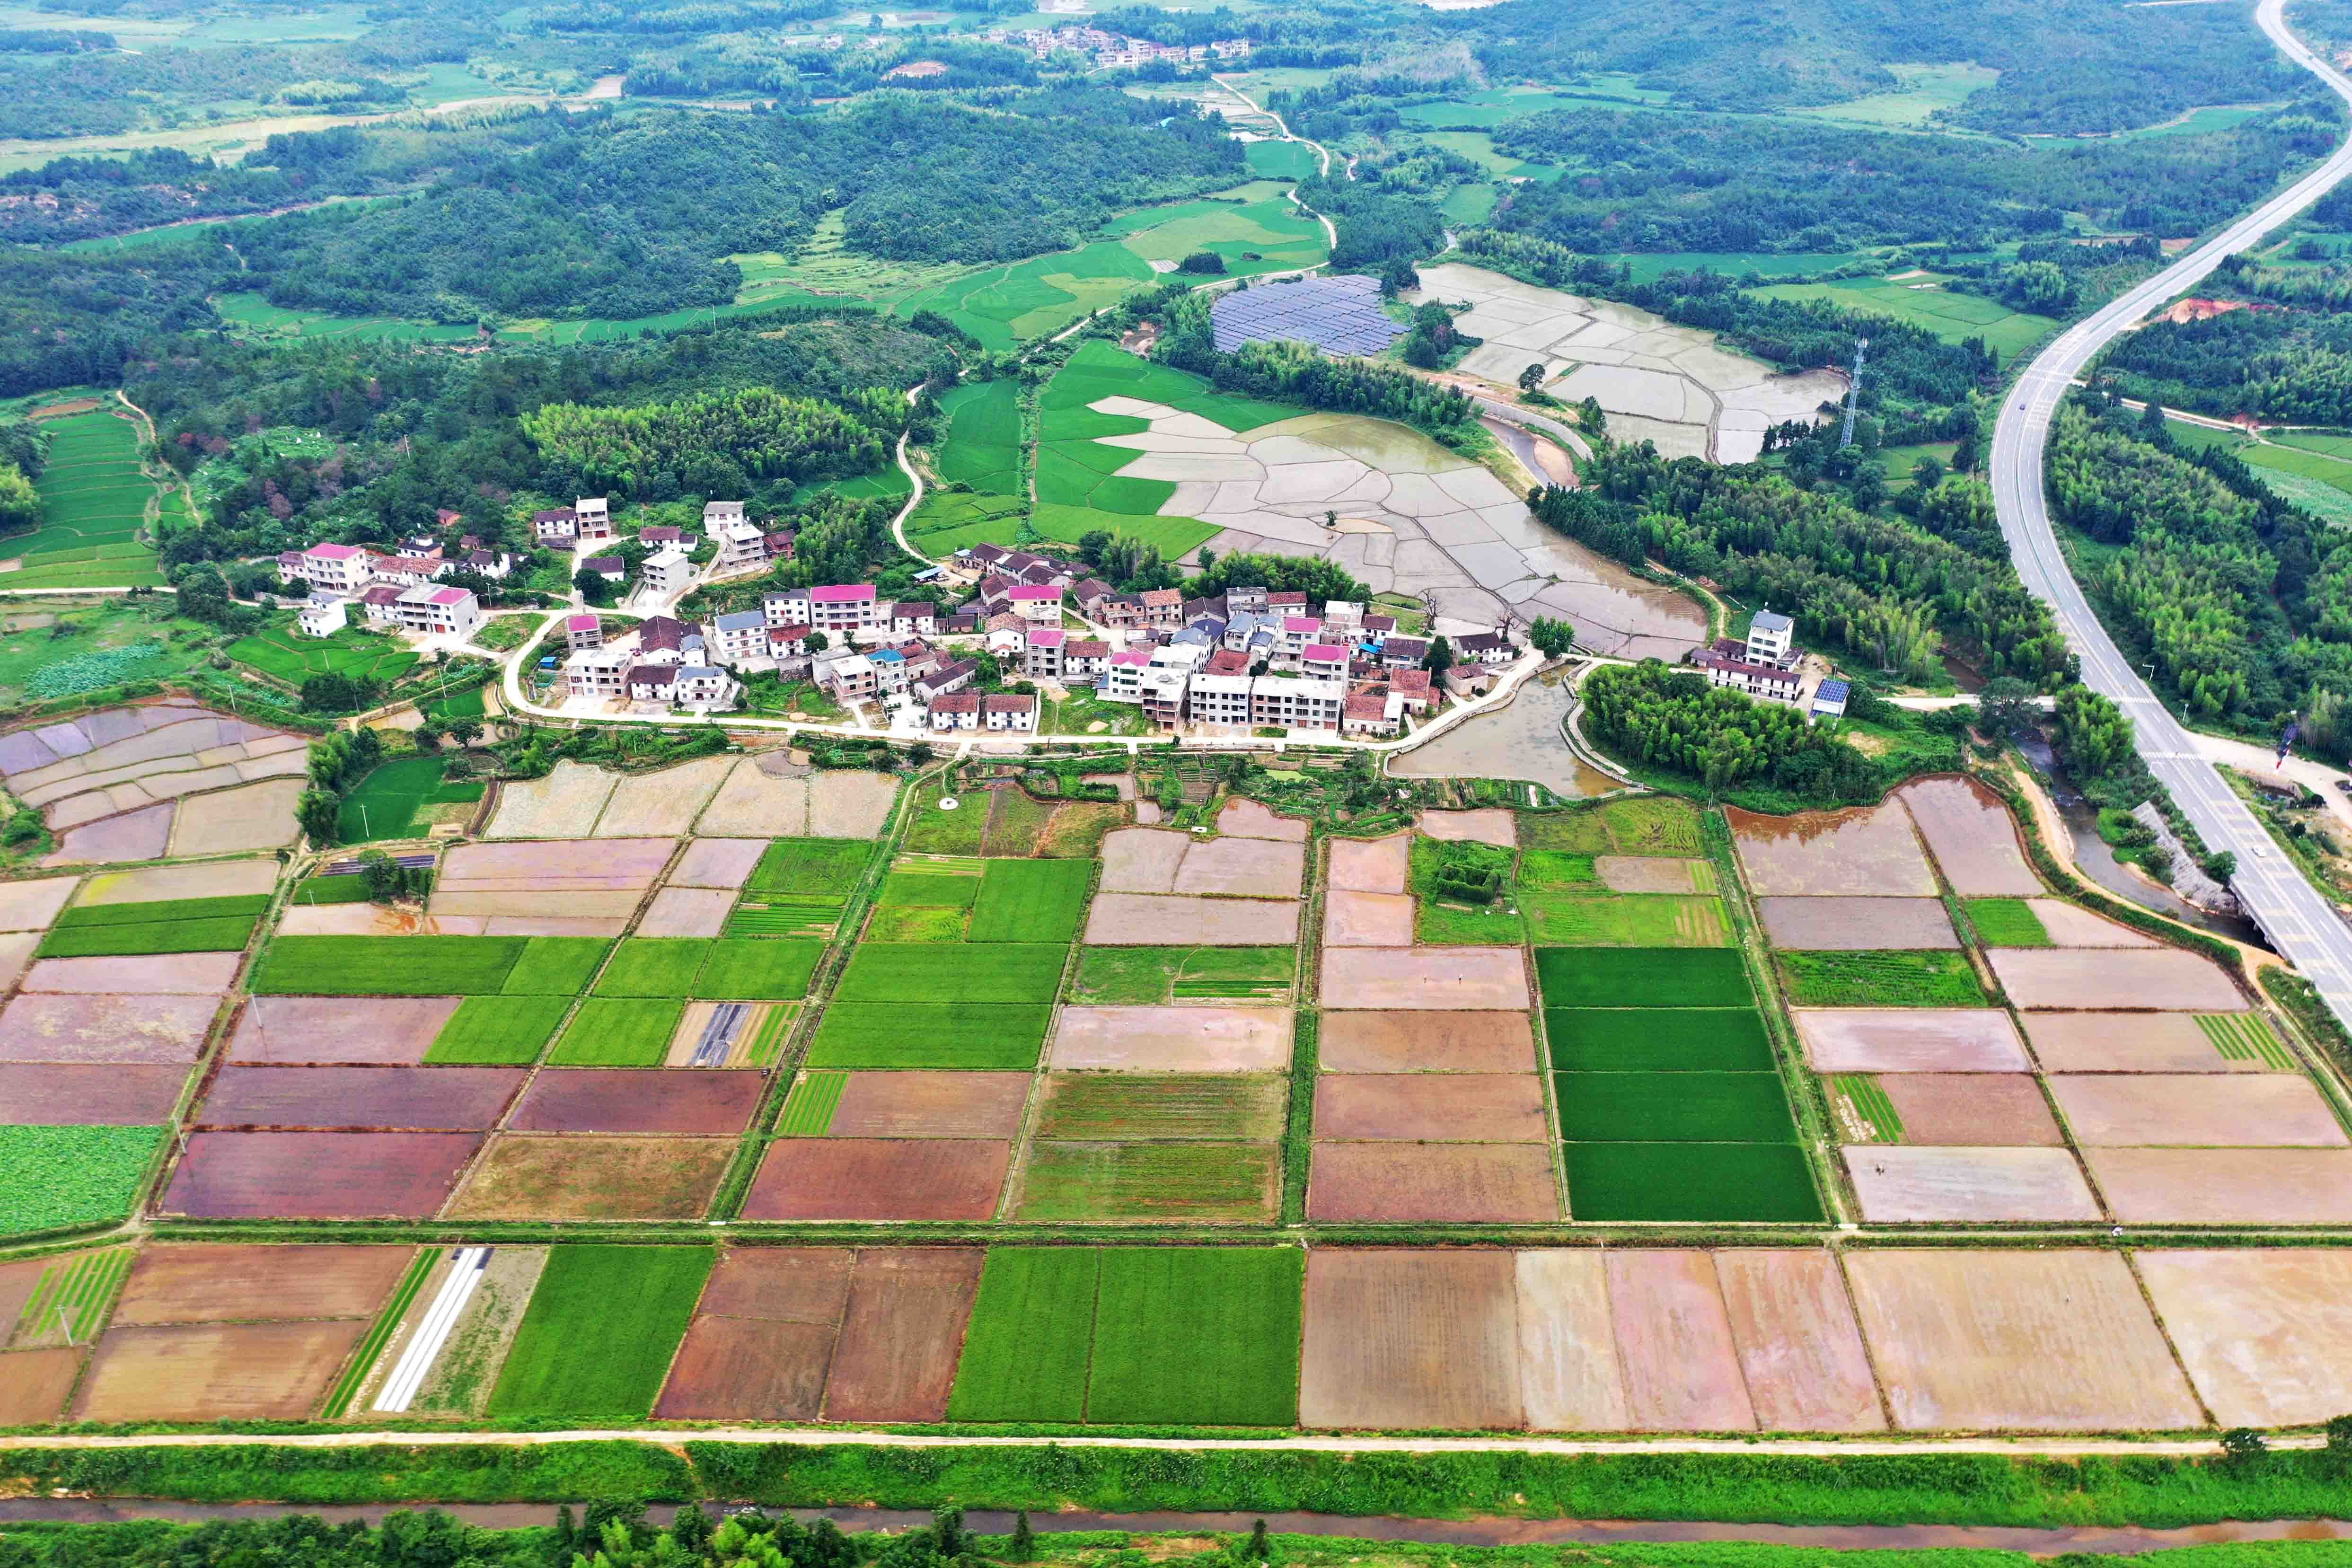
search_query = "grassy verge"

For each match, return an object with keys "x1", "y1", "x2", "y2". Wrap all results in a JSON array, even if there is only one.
[{"x1": 31, "y1": 1441, "x2": 2352, "y2": 1526}]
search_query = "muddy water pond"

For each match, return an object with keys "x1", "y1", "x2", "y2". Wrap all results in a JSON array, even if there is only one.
[{"x1": 1389, "y1": 671, "x2": 1616, "y2": 796}]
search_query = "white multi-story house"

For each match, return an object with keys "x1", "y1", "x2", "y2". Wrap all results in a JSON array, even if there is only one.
[
  {"x1": 890, "y1": 602, "x2": 937, "y2": 637},
  {"x1": 982, "y1": 692, "x2": 1038, "y2": 731},
  {"x1": 296, "y1": 593, "x2": 347, "y2": 638},
  {"x1": 1023, "y1": 628, "x2": 1066, "y2": 679},
  {"x1": 279, "y1": 542, "x2": 372, "y2": 594},
  {"x1": 1065, "y1": 639, "x2": 1110, "y2": 679},
  {"x1": 1250, "y1": 675, "x2": 1343, "y2": 732},
  {"x1": 818, "y1": 652, "x2": 878, "y2": 701},
  {"x1": 1099, "y1": 648, "x2": 1150, "y2": 703},
  {"x1": 567, "y1": 646, "x2": 629, "y2": 699},
  {"x1": 709, "y1": 610, "x2": 769, "y2": 666},
  {"x1": 1005, "y1": 584, "x2": 1061, "y2": 625},
  {"x1": 1186, "y1": 672, "x2": 1252, "y2": 726},
  {"x1": 929, "y1": 692, "x2": 980, "y2": 730},
  {"x1": 575, "y1": 497, "x2": 613, "y2": 541},
  {"x1": 703, "y1": 500, "x2": 746, "y2": 539},
  {"x1": 673, "y1": 665, "x2": 740, "y2": 712},
  {"x1": 1139, "y1": 667, "x2": 1189, "y2": 730},
  {"x1": 627, "y1": 663, "x2": 678, "y2": 704},
  {"x1": 715, "y1": 523, "x2": 766, "y2": 570},
  {"x1": 809, "y1": 584, "x2": 881, "y2": 632},
  {"x1": 763, "y1": 589, "x2": 810, "y2": 627},
  {"x1": 1745, "y1": 609, "x2": 1795, "y2": 666},
  {"x1": 642, "y1": 546, "x2": 696, "y2": 599},
  {"x1": 393, "y1": 585, "x2": 482, "y2": 639},
  {"x1": 1300, "y1": 643, "x2": 1348, "y2": 682}
]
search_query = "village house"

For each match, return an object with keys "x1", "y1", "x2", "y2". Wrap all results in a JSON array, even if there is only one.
[
  {"x1": 1744, "y1": 609, "x2": 1796, "y2": 667},
  {"x1": 982, "y1": 692, "x2": 1038, "y2": 731},
  {"x1": 1184, "y1": 594, "x2": 1227, "y2": 625},
  {"x1": 1691, "y1": 641, "x2": 1804, "y2": 705},
  {"x1": 358, "y1": 583, "x2": 404, "y2": 625},
  {"x1": 1099, "y1": 647, "x2": 1151, "y2": 702},
  {"x1": 296, "y1": 593, "x2": 347, "y2": 639},
  {"x1": 914, "y1": 659, "x2": 978, "y2": 703},
  {"x1": 464, "y1": 549, "x2": 511, "y2": 580},
  {"x1": 766, "y1": 624, "x2": 813, "y2": 674},
  {"x1": 567, "y1": 646, "x2": 629, "y2": 700},
  {"x1": 1266, "y1": 591, "x2": 1308, "y2": 613},
  {"x1": 626, "y1": 664, "x2": 678, "y2": 704},
  {"x1": 1204, "y1": 647, "x2": 1251, "y2": 677},
  {"x1": 1812, "y1": 677, "x2": 1852, "y2": 722},
  {"x1": 1004, "y1": 583, "x2": 1062, "y2": 625},
  {"x1": 939, "y1": 610, "x2": 980, "y2": 637},
  {"x1": 764, "y1": 530, "x2": 796, "y2": 562},
  {"x1": 710, "y1": 610, "x2": 769, "y2": 666},
  {"x1": 1065, "y1": 639, "x2": 1110, "y2": 679},
  {"x1": 818, "y1": 652, "x2": 878, "y2": 702},
  {"x1": 1186, "y1": 671, "x2": 1253, "y2": 727},
  {"x1": 890, "y1": 602, "x2": 936, "y2": 636},
  {"x1": 1322, "y1": 600, "x2": 1364, "y2": 633},
  {"x1": 1301, "y1": 643, "x2": 1348, "y2": 682},
  {"x1": 764, "y1": 588, "x2": 810, "y2": 626},
  {"x1": 1094, "y1": 593, "x2": 1145, "y2": 631},
  {"x1": 1456, "y1": 630, "x2": 1516, "y2": 668},
  {"x1": 1382, "y1": 636, "x2": 1430, "y2": 670},
  {"x1": 393, "y1": 585, "x2": 482, "y2": 640},
  {"x1": 640, "y1": 526, "x2": 685, "y2": 549},
  {"x1": 1073, "y1": 578, "x2": 1115, "y2": 617},
  {"x1": 532, "y1": 506, "x2": 580, "y2": 544},
  {"x1": 575, "y1": 498, "x2": 613, "y2": 541},
  {"x1": 1222, "y1": 612, "x2": 1269, "y2": 653},
  {"x1": 583, "y1": 555, "x2": 625, "y2": 584},
  {"x1": 867, "y1": 647, "x2": 910, "y2": 696},
  {"x1": 1344, "y1": 691, "x2": 1399, "y2": 737},
  {"x1": 929, "y1": 691, "x2": 981, "y2": 730},
  {"x1": 715, "y1": 521, "x2": 767, "y2": 570},
  {"x1": 1361, "y1": 613, "x2": 1397, "y2": 641},
  {"x1": 278, "y1": 542, "x2": 373, "y2": 595},
  {"x1": 634, "y1": 616, "x2": 696, "y2": 664},
  {"x1": 810, "y1": 583, "x2": 881, "y2": 632},
  {"x1": 1023, "y1": 627, "x2": 1066, "y2": 679},
  {"x1": 1276, "y1": 615, "x2": 1324, "y2": 664},
  {"x1": 564, "y1": 613, "x2": 603, "y2": 651},
  {"x1": 1139, "y1": 666, "x2": 1189, "y2": 730},
  {"x1": 1140, "y1": 588, "x2": 1184, "y2": 630},
  {"x1": 703, "y1": 501, "x2": 745, "y2": 538},
  {"x1": 1225, "y1": 585, "x2": 1268, "y2": 615},
  {"x1": 673, "y1": 665, "x2": 741, "y2": 712},
  {"x1": 1390, "y1": 668, "x2": 1434, "y2": 714},
  {"x1": 641, "y1": 547, "x2": 696, "y2": 599},
  {"x1": 1250, "y1": 675, "x2": 1344, "y2": 732}
]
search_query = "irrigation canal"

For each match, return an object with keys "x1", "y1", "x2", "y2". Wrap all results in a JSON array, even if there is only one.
[{"x1": 5, "y1": 1502, "x2": 2352, "y2": 1554}]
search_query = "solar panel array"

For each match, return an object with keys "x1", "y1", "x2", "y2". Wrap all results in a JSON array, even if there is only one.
[{"x1": 1210, "y1": 274, "x2": 1409, "y2": 356}]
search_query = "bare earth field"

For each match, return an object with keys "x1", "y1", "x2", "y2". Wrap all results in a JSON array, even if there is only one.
[
  {"x1": 1049, "y1": 1006, "x2": 1292, "y2": 1072},
  {"x1": 166, "y1": 777, "x2": 304, "y2": 856},
  {"x1": 1320, "y1": 1009, "x2": 1537, "y2": 1072},
  {"x1": 1596, "y1": 856, "x2": 1710, "y2": 895},
  {"x1": 226, "y1": 997, "x2": 458, "y2": 1064},
  {"x1": 0, "y1": 934, "x2": 32, "y2": 994},
  {"x1": 1713, "y1": 1250, "x2": 1886, "y2": 1432},
  {"x1": 2081, "y1": 1146, "x2": 2352, "y2": 1224},
  {"x1": 1419, "y1": 810, "x2": 1516, "y2": 848},
  {"x1": 1324, "y1": 890, "x2": 1415, "y2": 946},
  {"x1": 1323, "y1": 947, "x2": 1530, "y2": 1010},
  {"x1": 0, "y1": 993, "x2": 220, "y2": 1063},
  {"x1": 444, "y1": 1135, "x2": 730, "y2": 1220},
  {"x1": 1099, "y1": 828, "x2": 1192, "y2": 893},
  {"x1": 658, "y1": 1247, "x2": 857, "y2": 1422},
  {"x1": 1314, "y1": 1073, "x2": 1548, "y2": 1141},
  {"x1": 23, "y1": 951, "x2": 241, "y2": 993},
  {"x1": 2028, "y1": 899, "x2": 2156, "y2": 947},
  {"x1": 697, "y1": 761, "x2": 806, "y2": 838},
  {"x1": 669, "y1": 838, "x2": 768, "y2": 889},
  {"x1": 72, "y1": 1321, "x2": 367, "y2": 1422},
  {"x1": 1794, "y1": 1009, "x2": 2030, "y2": 1073},
  {"x1": 1514, "y1": 1250, "x2": 1626, "y2": 1431},
  {"x1": 277, "y1": 907, "x2": 491, "y2": 937},
  {"x1": 1844, "y1": 1145, "x2": 2101, "y2": 1223},
  {"x1": 1085, "y1": 894, "x2": 1300, "y2": 946},
  {"x1": 484, "y1": 760, "x2": 614, "y2": 839},
  {"x1": 164, "y1": 1131, "x2": 483, "y2": 1219},
  {"x1": 2049, "y1": 1074, "x2": 2348, "y2": 1146},
  {"x1": 111, "y1": 1243, "x2": 412, "y2": 1326},
  {"x1": 1759, "y1": 898, "x2": 1957, "y2": 950},
  {"x1": 2137, "y1": 1250, "x2": 2352, "y2": 1427},
  {"x1": 50, "y1": 801, "x2": 174, "y2": 864},
  {"x1": 592, "y1": 755, "x2": 732, "y2": 837},
  {"x1": 79, "y1": 859, "x2": 279, "y2": 905},
  {"x1": 1302, "y1": 1248, "x2": 1524, "y2": 1430},
  {"x1": 1217, "y1": 798, "x2": 1307, "y2": 841},
  {"x1": 0, "y1": 1062, "x2": 188, "y2": 1124},
  {"x1": 745, "y1": 1138, "x2": 1010, "y2": 1221},
  {"x1": 1894, "y1": 776, "x2": 2043, "y2": 897},
  {"x1": 0, "y1": 877, "x2": 77, "y2": 929},
  {"x1": 196, "y1": 1065, "x2": 525, "y2": 1131},
  {"x1": 637, "y1": 887, "x2": 735, "y2": 937},
  {"x1": 820, "y1": 1247, "x2": 983, "y2": 1423},
  {"x1": 1307, "y1": 1143, "x2": 1557, "y2": 1223},
  {"x1": 807, "y1": 770, "x2": 899, "y2": 840},
  {"x1": 1173, "y1": 838, "x2": 1306, "y2": 899},
  {"x1": 1606, "y1": 1250, "x2": 1754, "y2": 1432},
  {"x1": 1987, "y1": 949, "x2": 2245, "y2": 1012},
  {"x1": 1729, "y1": 804, "x2": 1936, "y2": 898},
  {"x1": 1876, "y1": 1073, "x2": 2064, "y2": 1145},
  {"x1": 0, "y1": 1347, "x2": 80, "y2": 1425},
  {"x1": 826, "y1": 1072, "x2": 1032, "y2": 1138},
  {"x1": 2020, "y1": 1011, "x2": 2257, "y2": 1072},
  {"x1": 1844, "y1": 1250, "x2": 2204, "y2": 1431},
  {"x1": 506, "y1": 1069, "x2": 764, "y2": 1136},
  {"x1": 1328, "y1": 834, "x2": 1409, "y2": 894}
]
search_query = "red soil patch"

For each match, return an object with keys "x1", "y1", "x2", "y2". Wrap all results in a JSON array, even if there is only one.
[
  {"x1": 658, "y1": 1315, "x2": 839, "y2": 1421},
  {"x1": 72, "y1": 1321, "x2": 366, "y2": 1422},
  {"x1": 1308, "y1": 1142, "x2": 1557, "y2": 1223},
  {"x1": 0, "y1": 1347, "x2": 79, "y2": 1423},
  {"x1": 506, "y1": 1068, "x2": 764, "y2": 1136},
  {"x1": 697, "y1": 1247, "x2": 855, "y2": 1323},
  {"x1": 821, "y1": 1247, "x2": 983, "y2": 1423},
  {"x1": 195, "y1": 1066, "x2": 525, "y2": 1130},
  {"x1": 1876, "y1": 1073, "x2": 2063, "y2": 1146},
  {"x1": 112, "y1": 1243, "x2": 414, "y2": 1326},
  {"x1": 161, "y1": 1131, "x2": 482, "y2": 1219},
  {"x1": 1319, "y1": 1010, "x2": 1537, "y2": 1073},
  {"x1": 225, "y1": 996, "x2": 460, "y2": 1064},
  {"x1": 1314, "y1": 1073, "x2": 1548, "y2": 1141},
  {"x1": 23, "y1": 951, "x2": 242, "y2": 994},
  {"x1": 743, "y1": 1138, "x2": 1010, "y2": 1221},
  {"x1": 0, "y1": 1062, "x2": 189, "y2": 1124},
  {"x1": 826, "y1": 1072, "x2": 1032, "y2": 1138}
]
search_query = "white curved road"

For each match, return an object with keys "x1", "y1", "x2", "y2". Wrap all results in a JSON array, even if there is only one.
[{"x1": 1992, "y1": 0, "x2": 2352, "y2": 1026}]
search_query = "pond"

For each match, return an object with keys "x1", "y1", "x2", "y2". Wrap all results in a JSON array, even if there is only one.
[{"x1": 1389, "y1": 669, "x2": 1618, "y2": 797}]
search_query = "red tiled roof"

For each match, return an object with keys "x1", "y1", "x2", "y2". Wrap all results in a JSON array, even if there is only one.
[
  {"x1": 981, "y1": 693, "x2": 1036, "y2": 712},
  {"x1": 931, "y1": 692, "x2": 979, "y2": 713}
]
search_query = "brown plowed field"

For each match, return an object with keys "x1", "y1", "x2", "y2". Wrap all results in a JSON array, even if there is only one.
[
  {"x1": 2081, "y1": 1147, "x2": 2352, "y2": 1224},
  {"x1": 1085, "y1": 894, "x2": 1299, "y2": 947},
  {"x1": 1301, "y1": 1248, "x2": 1523, "y2": 1430},
  {"x1": 1314, "y1": 1073, "x2": 1547, "y2": 1141},
  {"x1": 745, "y1": 1139, "x2": 1009, "y2": 1221},
  {"x1": 1307, "y1": 1143, "x2": 1556, "y2": 1223},
  {"x1": 1728, "y1": 803, "x2": 1935, "y2": 897},
  {"x1": 278, "y1": 907, "x2": 490, "y2": 937},
  {"x1": 1894, "y1": 777, "x2": 2041, "y2": 897},
  {"x1": 657, "y1": 1315, "x2": 838, "y2": 1421},
  {"x1": 697, "y1": 761, "x2": 807, "y2": 837},
  {"x1": 506, "y1": 1069, "x2": 764, "y2": 1136},
  {"x1": 163, "y1": 1132, "x2": 483, "y2": 1219},
  {"x1": 1714, "y1": 1250, "x2": 1885, "y2": 1433},
  {"x1": 827, "y1": 1072, "x2": 1032, "y2": 1138},
  {"x1": 1877, "y1": 1074, "x2": 2063, "y2": 1146},
  {"x1": 1098, "y1": 828, "x2": 1193, "y2": 893},
  {"x1": 820, "y1": 1247, "x2": 983, "y2": 1423},
  {"x1": 225, "y1": 997, "x2": 459, "y2": 1065},
  {"x1": 196, "y1": 1066, "x2": 525, "y2": 1130},
  {"x1": 0, "y1": 933, "x2": 33, "y2": 993},
  {"x1": 1758, "y1": 898, "x2": 1956, "y2": 951},
  {"x1": 1216, "y1": 798, "x2": 1308, "y2": 841},
  {"x1": 0, "y1": 1062, "x2": 189, "y2": 1124},
  {"x1": 112, "y1": 1243, "x2": 414, "y2": 1326},
  {"x1": 0, "y1": 993, "x2": 218, "y2": 1064},
  {"x1": 72, "y1": 1321, "x2": 367, "y2": 1422},
  {"x1": 1987, "y1": 949, "x2": 2243, "y2": 1012},
  {"x1": 2019, "y1": 1012, "x2": 2255, "y2": 1073},
  {"x1": 593, "y1": 755, "x2": 732, "y2": 837},
  {"x1": 23, "y1": 951, "x2": 241, "y2": 993},
  {"x1": 637, "y1": 888, "x2": 734, "y2": 938},
  {"x1": 1844, "y1": 1146, "x2": 2099, "y2": 1223},
  {"x1": 443, "y1": 1135, "x2": 731, "y2": 1220},
  {"x1": 807, "y1": 771, "x2": 899, "y2": 839},
  {"x1": 1418, "y1": 810, "x2": 1516, "y2": 847},
  {"x1": 1320, "y1": 1010, "x2": 1536, "y2": 1073},
  {"x1": 438, "y1": 837, "x2": 673, "y2": 888},
  {"x1": 1328, "y1": 834, "x2": 1409, "y2": 894},
  {"x1": 1050, "y1": 1006, "x2": 1292, "y2": 1072},
  {"x1": 52, "y1": 802, "x2": 172, "y2": 864},
  {"x1": 2027, "y1": 899, "x2": 2154, "y2": 947},
  {"x1": 1323, "y1": 890, "x2": 1415, "y2": 947},
  {"x1": 1606, "y1": 1251, "x2": 1753, "y2": 1432},
  {"x1": 1514, "y1": 1250, "x2": 1626, "y2": 1431},
  {"x1": 1173, "y1": 837, "x2": 1304, "y2": 898},
  {"x1": 167, "y1": 776, "x2": 302, "y2": 856},
  {"x1": 1793, "y1": 1009, "x2": 2029, "y2": 1073},
  {"x1": 1322, "y1": 947, "x2": 1529, "y2": 1010},
  {"x1": 2137, "y1": 1250, "x2": 2352, "y2": 1428},
  {"x1": 669, "y1": 838, "x2": 768, "y2": 889},
  {"x1": 2050, "y1": 1074, "x2": 2348, "y2": 1147},
  {"x1": 696, "y1": 1247, "x2": 855, "y2": 1322},
  {"x1": 1845, "y1": 1250, "x2": 2202, "y2": 1431},
  {"x1": 0, "y1": 1347, "x2": 79, "y2": 1423},
  {"x1": 0, "y1": 876, "x2": 75, "y2": 931}
]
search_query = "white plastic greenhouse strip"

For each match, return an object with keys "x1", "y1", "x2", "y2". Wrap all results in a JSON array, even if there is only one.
[{"x1": 374, "y1": 1246, "x2": 491, "y2": 1413}]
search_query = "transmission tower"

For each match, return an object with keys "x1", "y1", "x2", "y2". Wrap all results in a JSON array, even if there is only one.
[{"x1": 1838, "y1": 336, "x2": 1868, "y2": 449}]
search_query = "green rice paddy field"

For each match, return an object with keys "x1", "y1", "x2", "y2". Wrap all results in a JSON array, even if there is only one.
[
  {"x1": 227, "y1": 622, "x2": 418, "y2": 689},
  {"x1": 3, "y1": 410, "x2": 167, "y2": 589},
  {"x1": 1749, "y1": 274, "x2": 2057, "y2": 359},
  {"x1": 336, "y1": 756, "x2": 481, "y2": 844},
  {"x1": 805, "y1": 1002, "x2": 1054, "y2": 1068},
  {"x1": 486, "y1": 1245, "x2": 713, "y2": 1421},
  {"x1": 0, "y1": 1124, "x2": 165, "y2": 1235},
  {"x1": 248, "y1": 935, "x2": 610, "y2": 996},
  {"x1": 36, "y1": 894, "x2": 268, "y2": 958},
  {"x1": 425, "y1": 995, "x2": 574, "y2": 1065},
  {"x1": 1071, "y1": 944, "x2": 1294, "y2": 1004}
]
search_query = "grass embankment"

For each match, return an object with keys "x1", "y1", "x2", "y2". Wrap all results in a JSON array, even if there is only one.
[{"x1": 17, "y1": 1443, "x2": 2352, "y2": 1527}]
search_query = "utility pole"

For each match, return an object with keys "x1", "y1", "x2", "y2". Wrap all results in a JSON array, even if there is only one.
[{"x1": 1838, "y1": 337, "x2": 1869, "y2": 450}]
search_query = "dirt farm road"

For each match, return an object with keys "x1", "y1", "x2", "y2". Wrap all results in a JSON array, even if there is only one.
[{"x1": 1990, "y1": 0, "x2": 2352, "y2": 1031}]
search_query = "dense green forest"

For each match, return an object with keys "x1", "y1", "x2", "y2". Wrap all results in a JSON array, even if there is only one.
[
  {"x1": 1484, "y1": 105, "x2": 2342, "y2": 254},
  {"x1": 2046, "y1": 392, "x2": 2352, "y2": 723},
  {"x1": 0, "y1": 42, "x2": 406, "y2": 139},
  {"x1": 0, "y1": 244, "x2": 230, "y2": 402},
  {"x1": 2097, "y1": 294, "x2": 2352, "y2": 424},
  {"x1": 523, "y1": 385, "x2": 901, "y2": 497}
]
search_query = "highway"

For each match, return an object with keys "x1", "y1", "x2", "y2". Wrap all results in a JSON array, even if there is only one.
[{"x1": 1991, "y1": 0, "x2": 2352, "y2": 1026}]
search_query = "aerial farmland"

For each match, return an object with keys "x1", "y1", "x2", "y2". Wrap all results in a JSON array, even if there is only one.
[{"x1": 5, "y1": 699, "x2": 2352, "y2": 1441}]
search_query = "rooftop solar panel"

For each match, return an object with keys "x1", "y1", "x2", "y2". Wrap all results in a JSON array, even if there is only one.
[{"x1": 1210, "y1": 274, "x2": 1409, "y2": 357}]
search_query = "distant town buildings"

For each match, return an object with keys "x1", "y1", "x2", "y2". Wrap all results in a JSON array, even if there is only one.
[{"x1": 982, "y1": 23, "x2": 1249, "y2": 68}]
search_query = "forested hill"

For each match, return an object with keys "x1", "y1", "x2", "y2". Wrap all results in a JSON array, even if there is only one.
[
  {"x1": 222, "y1": 90, "x2": 1242, "y2": 322},
  {"x1": 1434, "y1": 0, "x2": 2299, "y2": 131}
]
